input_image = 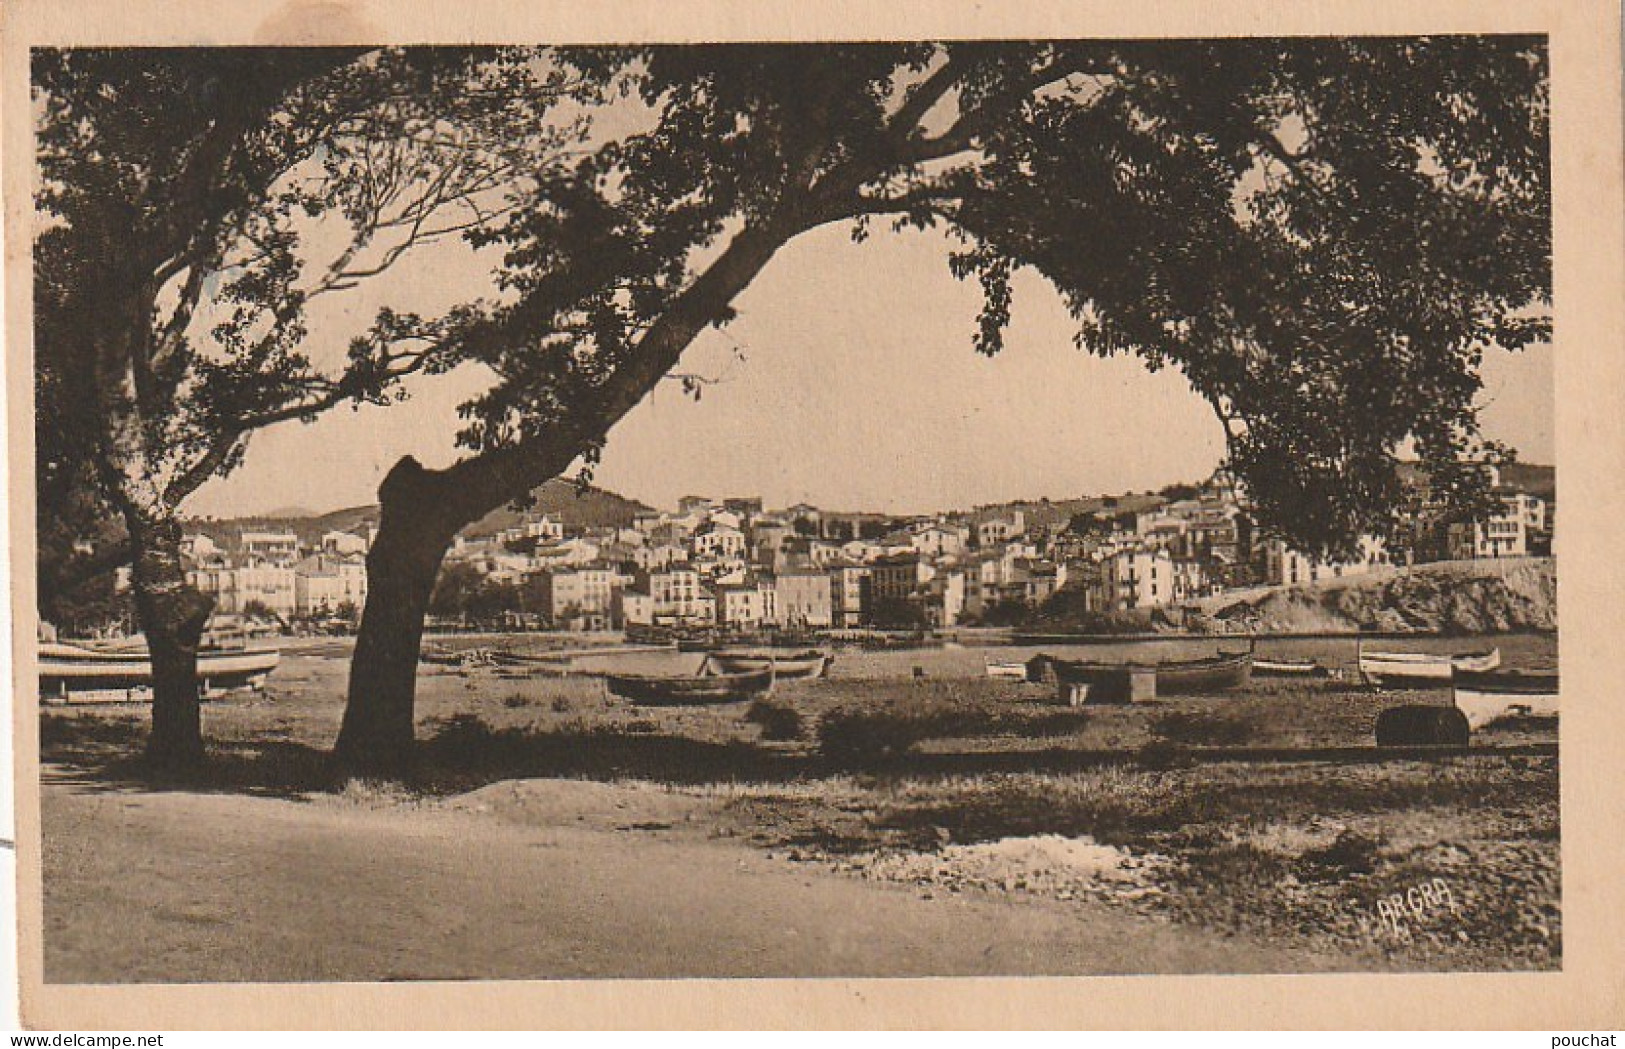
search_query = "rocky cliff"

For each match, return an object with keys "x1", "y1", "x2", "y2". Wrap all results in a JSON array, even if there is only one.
[{"x1": 1199, "y1": 557, "x2": 1556, "y2": 635}]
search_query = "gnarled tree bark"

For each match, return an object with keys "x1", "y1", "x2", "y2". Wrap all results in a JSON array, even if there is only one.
[
  {"x1": 334, "y1": 458, "x2": 474, "y2": 773},
  {"x1": 92, "y1": 249, "x2": 221, "y2": 768},
  {"x1": 335, "y1": 221, "x2": 798, "y2": 774},
  {"x1": 122, "y1": 506, "x2": 215, "y2": 767}
]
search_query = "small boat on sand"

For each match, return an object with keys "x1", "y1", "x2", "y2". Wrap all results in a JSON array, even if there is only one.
[
  {"x1": 1359, "y1": 648, "x2": 1500, "y2": 689},
  {"x1": 1451, "y1": 668, "x2": 1558, "y2": 730},
  {"x1": 705, "y1": 649, "x2": 831, "y2": 679},
  {"x1": 421, "y1": 644, "x2": 565, "y2": 671},
  {"x1": 1044, "y1": 651, "x2": 1252, "y2": 702},
  {"x1": 1253, "y1": 657, "x2": 1336, "y2": 679},
  {"x1": 39, "y1": 643, "x2": 280, "y2": 702},
  {"x1": 422, "y1": 644, "x2": 496, "y2": 668},
  {"x1": 605, "y1": 666, "x2": 775, "y2": 706},
  {"x1": 985, "y1": 660, "x2": 1029, "y2": 680}
]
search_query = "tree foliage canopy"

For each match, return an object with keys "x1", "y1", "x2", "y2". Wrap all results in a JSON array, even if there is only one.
[
  {"x1": 419, "y1": 39, "x2": 1549, "y2": 555},
  {"x1": 36, "y1": 38, "x2": 1550, "y2": 564},
  {"x1": 32, "y1": 46, "x2": 582, "y2": 523}
]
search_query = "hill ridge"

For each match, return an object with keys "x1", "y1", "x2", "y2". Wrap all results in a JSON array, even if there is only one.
[{"x1": 186, "y1": 477, "x2": 653, "y2": 548}]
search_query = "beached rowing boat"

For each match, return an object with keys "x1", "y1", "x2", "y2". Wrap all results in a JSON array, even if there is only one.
[
  {"x1": 1451, "y1": 668, "x2": 1558, "y2": 730},
  {"x1": 1043, "y1": 651, "x2": 1252, "y2": 702},
  {"x1": 604, "y1": 666, "x2": 775, "y2": 705},
  {"x1": 39, "y1": 643, "x2": 280, "y2": 702},
  {"x1": 1359, "y1": 648, "x2": 1500, "y2": 689},
  {"x1": 1253, "y1": 657, "x2": 1336, "y2": 678},
  {"x1": 705, "y1": 649, "x2": 831, "y2": 679},
  {"x1": 985, "y1": 660, "x2": 1029, "y2": 680}
]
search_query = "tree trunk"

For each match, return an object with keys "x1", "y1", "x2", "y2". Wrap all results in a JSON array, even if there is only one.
[
  {"x1": 122, "y1": 506, "x2": 214, "y2": 768},
  {"x1": 334, "y1": 459, "x2": 463, "y2": 775},
  {"x1": 334, "y1": 221, "x2": 798, "y2": 773}
]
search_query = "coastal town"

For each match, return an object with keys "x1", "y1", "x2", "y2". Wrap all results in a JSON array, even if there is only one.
[{"x1": 171, "y1": 464, "x2": 1555, "y2": 638}]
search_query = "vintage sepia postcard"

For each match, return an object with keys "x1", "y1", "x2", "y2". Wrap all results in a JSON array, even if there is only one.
[{"x1": 4, "y1": 0, "x2": 1623, "y2": 1032}]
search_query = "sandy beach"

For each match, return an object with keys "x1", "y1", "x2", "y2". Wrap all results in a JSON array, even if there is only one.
[{"x1": 38, "y1": 632, "x2": 1560, "y2": 981}]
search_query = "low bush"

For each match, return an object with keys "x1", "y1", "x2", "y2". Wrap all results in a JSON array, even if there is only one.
[
  {"x1": 1297, "y1": 828, "x2": 1385, "y2": 879},
  {"x1": 1149, "y1": 710, "x2": 1254, "y2": 747},
  {"x1": 1133, "y1": 738, "x2": 1195, "y2": 770},
  {"x1": 744, "y1": 697, "x2": 805, "y2": 741},
  {"x1": 1029, "y1": 595, "x2": 1158, "y2": 635},
  {"x1": 817, "y1": 707, "x2": 967, "y2": 762},
  {"x1": 816, "y1": 688, "x2": 1088, "y2": 763}
]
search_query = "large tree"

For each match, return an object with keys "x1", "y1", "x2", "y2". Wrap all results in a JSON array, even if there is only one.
[
  {"x1": 32, "y1": 47, "x2": 582, "y2": 764},
  {"x1": 330, "y1": 38, "x2": 1550, "y2": 772}
]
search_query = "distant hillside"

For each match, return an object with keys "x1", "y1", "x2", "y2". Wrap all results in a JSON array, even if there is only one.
[
  {"x1": 1395, "y1": 460, "x2": 1554, "y2": 501},
  {"x1": 186, "y1": 476, "x2": 652, "y2": 547},
  {"x1": 460, "y1": 477, "x2": 653, "y2": 537},
  {"x1": 1496, "y1": 462, "x2": 1556, "y2": 501},
  {"x1": 960, "y1": 461, "x2": 1554, "y2": 536},
  {"x1": 965, "y1": 491, "x2": 1169, "y2": 532},
  {"x1": 184, "y1": 510, "x2": 370, "y2": 551}
]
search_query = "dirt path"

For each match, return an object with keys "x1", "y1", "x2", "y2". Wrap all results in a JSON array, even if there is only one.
[{"x1": 41, "y1": 770, "x2": 1360, "y2": 982}]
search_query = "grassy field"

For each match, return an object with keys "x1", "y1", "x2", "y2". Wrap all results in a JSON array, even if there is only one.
[{"x1": 40, "y1": 630, "x2": 1559, "y2": 972}]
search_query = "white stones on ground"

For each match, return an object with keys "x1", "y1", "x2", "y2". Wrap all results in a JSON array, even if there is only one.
[{"x1": 845, "y1": 834, "x2": 1172, "y2": 904}]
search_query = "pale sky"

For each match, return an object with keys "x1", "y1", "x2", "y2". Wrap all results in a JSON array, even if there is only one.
[{"x1": 187, "y1": 222, "x2": 1555, "y2": 519}]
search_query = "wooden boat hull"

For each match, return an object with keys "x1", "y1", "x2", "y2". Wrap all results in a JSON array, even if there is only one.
[
  {"x1": 40, "y1": 647, "x2": 280, "y2": 701},
  {"x1": 606, "y1": 667, "x2": 774, "y2": 705},
  {"x1": 986, "y1": 661, "x2": 1028, "y2": 680},
  {"x1": 706, "y1": 650, "x2": 830, "y2": 679},
  {"x1": 1360, "y1": 648, "x2": 1500, "y2": 688},
  {"x1": 1451, "y1": 669, "x2": 1558, "y2": 730},
  {"x1": 623, "y1": 624, "x2": 674, "y2": 645},
  {"x1": 1048, "y1": 652, "x2": 1252, "y2": 699},
  {"x1": 1253, "y1": 658, "x2": 1334, "y2": 678}
]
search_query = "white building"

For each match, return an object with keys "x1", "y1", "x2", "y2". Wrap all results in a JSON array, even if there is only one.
[
  {"x1": 240, "y1": 530, "x2": 299, "y2": 565},
  {"x1": 616, "y1": 590, "x2": 656, "y2": 626},
  {"x1": 293, "y1": 553, "x2": 368, "y2": 615},
  {"x1": 921, "y1": 567, "x2": 967, "y2": 627},
  {"x1": 533, "y1": 564, "x2": 623, "y2": 629},
  {"x1": 181, "y1": 533, "x2": 220, "y2": 561},
  {"x1": 691, "y1": 523, "x2": 746, "y2": 560},
  {"x1": 321, "y1": 530, "x2": 368, "y2": 557},
  {"x1": 1446, "y1": 495, "x2": 1530, "y2": 560},
  {"x1": 910, "y1": 523, "x2": 968, "y2": 559},
  {"x1": 530, "y1": 537, "x2": 601, "y2": 569},
  {"x1": 647, "y1": 567, "x2": 711, "y2": 624},
  {"x1": 977, "y1": 511, "x2": 1026, "y2": 548},
  {"x1": 1091, "y1": 549, "x2": 1175, "y2": 611},
  {"x1": 772, "y1": 569, "x2": 834, "y2": 628},
  {"x1": 828, "y1": 563, "x2": 872, "y2": 627},
  {"x1": 1263, "y1": 535, "x2": 1389, "y2": 587},
  {"x1": 189, "y1": 563, "x2": 298, "y2": 616},
  {"x1": 716, "y1": 582, "x2": 778, "y2": 630}
]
